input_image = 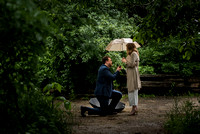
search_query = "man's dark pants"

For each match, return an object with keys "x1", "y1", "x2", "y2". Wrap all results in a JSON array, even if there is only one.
[{"x1": 86, "y1": 90, "x2": 122, "y2": 116}]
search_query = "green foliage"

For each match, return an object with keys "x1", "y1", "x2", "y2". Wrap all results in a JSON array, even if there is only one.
[
  {"x1": 0, "y1": 0, "x2": 50, "y2": 92},
  {"x1": 80, "y1": 94, "x2": 90, "y2": 100},
  {"x1": 106, "y1": 52, "x2": 126, "y2": 72},
  {"x1": 56, "y1": 96, "x2": 72, "y2": 111},
  {"x1": 68, "y1": 89, "x2": 76, "y2": 101},
  {"x1": 19, "y1": 90, "x2": 73, "y2": 134},
  {"x1": 161, "y1": 63, "x2": 180, "y2": 74},
  {"x1": 164, "y1": 98, "x2": 200, "y2": 134},
  {"x1": 139, "y1": 65, "x2": 156, "y2": 74},
  {"x1": 0, "y1": 0, "x2": 72, "y2": 133},
  {"x1": 35, "y1": 0, "x2": 137, "y2": 94},
  {"x1": 0, "y1": 89, "x2": 73, "y2": 134},
  {"x1": 139, "y1": 94, "x2": 156, "y2": 98},
  {"x1": 1, "y1": 0, "x2": 199, "y2": 132},
  {"x1": 186, "y1": 91, "x2": 200, "y2": 97},
  {"x1": 135, "y1": 0, "x2": 200, "y2": 60},
  {"x1": 139, "y1": 40, "x2": 200, "y2": 76},
  {"x1": 43, "y1": 82, "x2": 63, "y2": 95},
  {"x1": 122, "y1": 94, "x2": 128, "y2": 100},
  {"x1": 43, "y1": 82, "x2": 72, "y2": 111}
]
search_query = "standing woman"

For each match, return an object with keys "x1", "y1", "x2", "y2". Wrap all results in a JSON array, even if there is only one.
[{"x1": 122, "y1": 42, "x2": 141, "y2": 115}]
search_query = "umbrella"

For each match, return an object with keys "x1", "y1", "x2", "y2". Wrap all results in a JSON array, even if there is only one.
[{"x1": 106, "y1": 38, "x2": 141, "y2": 51}]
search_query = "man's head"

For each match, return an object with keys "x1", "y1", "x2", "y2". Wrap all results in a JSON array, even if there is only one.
[{"x1": 102, "y1": 56, "x2": 112, "y2": 68}]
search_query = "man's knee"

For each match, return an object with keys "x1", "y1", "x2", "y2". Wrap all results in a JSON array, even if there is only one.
[
  {"x1": 112, "y1": 90, "x2": 122, "y2": 99},
  {"x1": 118, "y1": 92, "x2": 122, "y2": 99}
]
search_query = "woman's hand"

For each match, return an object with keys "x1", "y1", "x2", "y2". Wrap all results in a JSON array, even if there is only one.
[{"x1": 121, "y1": 57, "x2": 126, "y2": 63}]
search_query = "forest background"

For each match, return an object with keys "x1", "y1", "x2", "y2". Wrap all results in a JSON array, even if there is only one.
[{"x1": 0, "y1": 0, "x2": 199, "y2": 133}]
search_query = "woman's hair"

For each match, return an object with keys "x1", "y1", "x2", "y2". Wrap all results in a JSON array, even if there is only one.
[
  {"x1": 102, "y1": 56, "x2": 110, "y2": 64},
  {"x1": 126, "y1": 43, "x2": 139, "y2": 56}
]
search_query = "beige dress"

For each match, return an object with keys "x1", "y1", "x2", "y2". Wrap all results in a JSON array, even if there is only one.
[{"x1": 126, "y1": 51, "x2": 141, "y2": 93}]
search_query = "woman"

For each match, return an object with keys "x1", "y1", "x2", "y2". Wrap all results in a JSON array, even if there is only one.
[{"x1": 122, "y1": 42, "x2": 141, "y2": 115}]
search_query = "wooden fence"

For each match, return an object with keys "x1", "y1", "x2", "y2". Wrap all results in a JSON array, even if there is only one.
[
  {"x1": 77, "y1": 74, "x2": 200, "y2": 97},
  {"x1": 138, "y1": 74, "x2": 200, "y2": 95}
]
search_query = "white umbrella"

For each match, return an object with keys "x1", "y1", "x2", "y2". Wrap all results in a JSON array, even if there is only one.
[{"x1": 106, "y1": 38, "x2": 141, "y2": 51}]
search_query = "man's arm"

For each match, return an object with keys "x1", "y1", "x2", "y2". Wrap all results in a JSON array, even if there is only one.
[{"x1": 103, "y1": 68, "x2": 120, "y2": 81}]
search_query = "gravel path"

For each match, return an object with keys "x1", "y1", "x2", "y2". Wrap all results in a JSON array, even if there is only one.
[{"x1": 71, "y1": 96, "x2": 199, "y2": 134}]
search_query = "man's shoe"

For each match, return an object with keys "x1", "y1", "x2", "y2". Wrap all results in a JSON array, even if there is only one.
[{"x1": 80, "y1": 106, "x2": 86, "y2": 117}]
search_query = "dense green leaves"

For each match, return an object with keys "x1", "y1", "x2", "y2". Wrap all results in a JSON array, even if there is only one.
[
  {"x1": 0, "y1": 0, "x2": 200, "y2": 132},
  {"x1": 35, "y1": 0, "x2": 137, "y2": 93},
  {"x1": 43, "y1": 82, "x2": 63, "y2": 94},
  {"x1": 139, "y1": 39, "x2": 200, "y2": 76},
  {"x1": 165, "y1": 99, "x2": 200, "y2": 134},
  {"x1": 135, "y1": 0, "x2": 200, "y2": 60},
  {"x1": 0, "y1": 0, "x2": 71, "y2": 133},
  {"x1": 0, "y1": 0, "x2": 50, "y2": 92}
]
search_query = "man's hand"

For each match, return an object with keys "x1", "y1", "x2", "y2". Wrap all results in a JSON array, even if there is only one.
[{"x1": 117, "y1": 66, "x2": 122, "y2": 71}]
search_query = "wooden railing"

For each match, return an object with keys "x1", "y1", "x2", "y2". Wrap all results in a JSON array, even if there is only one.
[
  {"x1": 77, "y1": 74, "x2": 200, "y2": 97},
  {"x1": 139, "y1": 74, "x2": 200, "y2": 94}
]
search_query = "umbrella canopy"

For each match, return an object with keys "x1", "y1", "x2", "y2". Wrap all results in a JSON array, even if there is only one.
[{"x1": 106, "y1": 38, "x2": 141, "y2": 51}]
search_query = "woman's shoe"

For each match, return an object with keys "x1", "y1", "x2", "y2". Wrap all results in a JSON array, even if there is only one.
[{"x1": 129, "y1": 110, "x2": 138, "y2": 116}]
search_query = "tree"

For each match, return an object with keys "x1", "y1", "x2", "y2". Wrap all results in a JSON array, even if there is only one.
[
  {"x1": 0, "y1": 0, "x2": 69, "y2": 133},
  {"x1": 135, "y1": 0, "x2": 200, "y2": 60},
  {"x1": 35, "y1": 0, "x2": 137, "y2": 94}
]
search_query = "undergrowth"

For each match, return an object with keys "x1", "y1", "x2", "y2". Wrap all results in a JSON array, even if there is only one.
[{"x1": 164, "y1": 97, "x2": 200, "y2": 134}]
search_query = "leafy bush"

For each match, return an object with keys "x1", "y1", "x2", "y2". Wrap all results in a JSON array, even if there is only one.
[
  {"x1": 135, "y1": 0, "x2": 200, "y2": 60},
  {"x1": 43, "y1": 82, "x2": 63, "y2": 95},
  {"x1": 0, "y1": 0, "x2": 74, "y2": 133},
  {"x1": 20, "y1": 90, "x2": 73, "y2": 134},
  {"x1": 139, "y1": 65, "x2": 156, "y2": 75},
  {"x1": 0, "y1": 89, "x2": 73, "y2": 134},
  {"x1": 43, "y1": 82, "x2": 72, "y2": 111},
  {"x1": 35, "y1": 0, "x2": 138, "y2": 94},
  {"x1": 164, "y1": 98, "x2": 200, "y2": 134},
  {"x1": 139, "y1": 40, "x2": 200, "y2": 76}
]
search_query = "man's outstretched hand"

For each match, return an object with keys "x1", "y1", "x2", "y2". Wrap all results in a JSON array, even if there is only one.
[{"x1": 117, "y1": 66, "x2": 122, "y2": 72}]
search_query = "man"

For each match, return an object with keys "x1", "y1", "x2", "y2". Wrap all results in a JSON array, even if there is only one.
[{"x1": 81, "y1": 56, "x2": 122, "y2": 117}]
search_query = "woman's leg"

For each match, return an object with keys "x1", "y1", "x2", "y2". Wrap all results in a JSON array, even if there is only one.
[{"x1": 128, "y1": 90, "x2": 138, "y2": 114}]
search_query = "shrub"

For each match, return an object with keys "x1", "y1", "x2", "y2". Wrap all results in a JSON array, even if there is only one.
[
  {"x1": 164, "y1": 98, "x2": 200, "y2": 134},
  {"x1": 0, "y1": 89, "x2": 74, "y2": 134},
  {"x1": 139, "y1": 40, "x2": 200, "y2": 76},
  {"x1": 139, "y1": 65, "x2": 156, "y2": 74}
]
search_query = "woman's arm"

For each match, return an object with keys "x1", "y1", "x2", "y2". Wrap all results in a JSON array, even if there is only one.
[{"x1": 126, "y1": 52, "x2": 139, "y2": 68}]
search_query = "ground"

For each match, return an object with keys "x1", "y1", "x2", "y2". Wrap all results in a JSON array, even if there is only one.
[{"x1": 70, "y1": 96, "x2": 199, "y2": 134}]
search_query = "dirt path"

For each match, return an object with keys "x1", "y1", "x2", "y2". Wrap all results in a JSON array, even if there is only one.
[{"x1": 71, "y1": 96, "x2": 199, "y2": 134}]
